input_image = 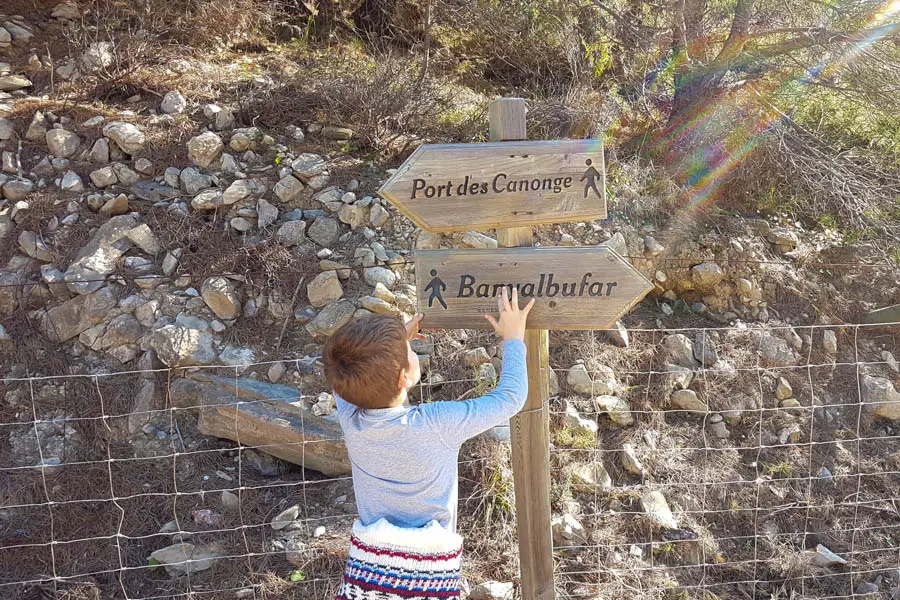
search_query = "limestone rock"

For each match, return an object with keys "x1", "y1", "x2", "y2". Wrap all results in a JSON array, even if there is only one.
[
  {"x1": 149, "y1": 543, "x2": 221, "y2": 577},
  {"x1": 469, "y1": 582, "x2": 514, "y2": 600},
  {"x1": 89, "y1": 166, "x2": 117, "y2": 188},
  {"x1": 670, "y1": 389, "x2": 708, "y2": 413},
  {"x1": 191, "y1": 190, "x2": 224, "y2": 211},
  {"x1": 692, "y1": 331, "x2": 718, "y2": 366},
  {"x1": 416, "y1": 231, "x2": 441, "y2": 250},
  {"x1": 307, "y1": 216, "x2": 341, "y2": 247},
  {"x1": 103, "y1": 122, "x2": 145, "y2": 154},
  {"x1": 758, "y1": 331, "x2": 800, "y2": 366},
  {"x1": 46, "y1": 129, "x2": 81, "y2": 158},
  {"x1": 201, "y1": 277, "x2": 241, "y2": 320},
  {"x1": 307, "y1": 271, "x2": 343, "y2": 308},
  {"x1": 291, "y1": 154, "x2": 328, "y2": 180},
  {"x1": 18, "y1": 231, "x2": 53, "y2": 261},
  {"x1": 187, "y1": 132, "x2": 224, "y2": 168},
  {"x1": 161, "y1": 91, "x2": 187, "y2": 114},
  {"x1": 620, "y1": 443, "x2": 646, "y2": 476},
  {"x1": 25, "y1": 112, "x2": 47, "y2": 141},
  {"x1": 60, "y1": 171, "x2": 84, "y2": 192},
  {"x1": 0, "y1": 74, "x2": 32, "y2": 92},
  {"x1": 64, "y1": 215, "x2": 146, "y2": 293},
  {"x1": 363, "y1": 266, "x2": 397, "y2": 288},
  {"x1": 40, "y1": 287, "x2": 117, "y2": 342},
  {"x1": 605, "y1": 321, "x2": 629, "y2": 347},
  {"x1": 464, "y1": 347, "x2": 491, "y2": 367},
  {"x1": 274, "y1": 174, "x2": 305, "y2": 202},
  {"x1": 338, "y1": 203, "x2": 367, "y2": 230},
  {"x1": 822, "y1": 330, "x2": 837, "y2": 355},
  {"x1": 305, "y1": 300, "x2": 355, "y2": 338},
  {"x1": 369, "y1": 203, "x2": 389, "y2": 228},
  {"x1": 150, "y1": 325, "x2": 216, "y2": 367},
  {"x1": 562, "y1": 400, "x2": 598, "y2": 436},
  {"x1": 2, "y1": 177, "x2": 31, "y2": 200},
  {"x1": 862, "y1": 375, "x2": 900, "y2": 422},
  {"x1": 359, "y1": 296, "x2": 397, "y2": 315},
  {"x1": 276, "y1": 220, "x2": 306, "y2": 246},
  {"x1": 257, "y1": 198, "x2": 278, "y2": 229},
  {"x1": 52, "y1": 2, "x2": 81, "y2": 20},
  {"x1": 690, "y1": 262, "x2": 724, "y2": 289},
  {"x1": 268, "y1": 361, "x2": 286, "y2": 383},
  {"x1": 180, "y1": 167, "x2": 212, "y2": 195},
  {"x1": 594, "y1": 395, "x2": 634, "y2": 427},
  {"x1": 767, "y1": 228, "x2": 800, "y2": 252},
  {"x1": 81, "y1": 42, "x2": 114, "y2": 72},
  {"x1": 99, "y1": 194, "x2": 129, "y2": 217},
  {"x1": 0, "y1": 118, "x2": 13, "y2": 140},
  {"x1": 460, "y1": 231, "x2": 498, "y2": 249},
  {"x1": 567, "y1": 462, "x2": 612, "y2": 493},
  {"x1": 776, "y1": 377, "x2": 793, "y2": 401},
  {"x1": 551, "y1": 513, "x2": 587, "y2": 546},
  {"x1": 88, "y1": 138, "x2": 110, "y2": 164},
  {"x1": 222, "y1": 179, "x2": 257, "y2": 205},
  {"x1": 600, "y1": 232, "x2": 627, "y2": 257},
  {"x1": 661, "y1": 334, "x2": 697, "y2": 368},
  {"x1": 640, "y1": 490, "x2": 678, "y2": 529}
]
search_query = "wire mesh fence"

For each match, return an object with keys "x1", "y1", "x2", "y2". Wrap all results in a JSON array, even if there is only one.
[{"x1": 1, "y1": 292, "x2": 898, "y2": 599}]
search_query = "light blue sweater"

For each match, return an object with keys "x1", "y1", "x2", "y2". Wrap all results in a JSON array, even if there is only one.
[{"x1": 335, "y1": 339, "x2": 528, "y2": 532}]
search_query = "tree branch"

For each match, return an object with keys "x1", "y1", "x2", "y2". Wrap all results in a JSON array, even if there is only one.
[
  {"x1": 715, "y1": 0, "x2": 755, "y2": 64},
  {"x1": 748, "y1": 22, "x2": 900, "y2": 61}
]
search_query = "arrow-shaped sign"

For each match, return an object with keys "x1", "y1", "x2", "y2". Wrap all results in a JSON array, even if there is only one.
[
  {"x1": 415, "y1": 246, "x2": 652, "y2": 330},
  {"x1": 379, "y1": 140, "x2": 606, "y2": 233}
]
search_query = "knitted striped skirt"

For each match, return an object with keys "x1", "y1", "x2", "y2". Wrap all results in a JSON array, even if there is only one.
[{"x1": 336, "y1": 519, "x2": 463, "y2": 600}]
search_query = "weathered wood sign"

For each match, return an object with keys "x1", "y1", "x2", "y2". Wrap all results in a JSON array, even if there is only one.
[
  {"x1": 378, "y1": 140, "x2": 607, "y2": 233},
  {"x1": 415, "y1": 247, "x2": 652, "y2": 330}
]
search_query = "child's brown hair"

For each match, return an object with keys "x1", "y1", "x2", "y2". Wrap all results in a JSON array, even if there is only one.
[{"x1": 323, "y1": 315, "x2": 409, "y2": 409}]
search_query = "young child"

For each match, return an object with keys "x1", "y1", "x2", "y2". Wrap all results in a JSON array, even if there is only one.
[{"x1": 324, "y1": 287, "x2": 534, "y2": 600}]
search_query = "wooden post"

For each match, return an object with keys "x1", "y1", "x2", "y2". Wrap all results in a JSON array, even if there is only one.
[{"x1": 489, "y1": 98, "x2": 555, "y2": 600}]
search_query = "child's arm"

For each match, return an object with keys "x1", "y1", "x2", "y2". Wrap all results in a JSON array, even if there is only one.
[{"x1": 423, "y1": 287, "x2": 535, "y2": 448}]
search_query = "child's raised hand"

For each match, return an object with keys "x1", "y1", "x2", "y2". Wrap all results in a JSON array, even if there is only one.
[
  {"x1": 484, "y1": 287, "x2": 535, "y2": 342},
  {"x1": 404, "y1": 313, "x2": 426, "y2": 341}
]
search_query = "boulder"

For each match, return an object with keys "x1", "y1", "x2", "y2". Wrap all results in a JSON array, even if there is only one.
[
  {"x1": 307, "y1": 271, "x2": 344, "y2": 308},
  {"x1": 2, "y1": 178, "x2": 34, "y2": 200},
  {"x1": 149, "y1": 325, "x2": 216, "y2": 367},
  {"x1": 669, "y1": 389, "x2": 708, "y2": 413},
  {"x1": 103, "y1": 122, "x2": 145, "y2": 154},
  {"x1": 99, "y1": 194, "x2": 129, "y2": 217},
  {"x1": 0, "y1": 118, "x2": 13, "y2": 140},
  {"x1": 369, "y1": 203, "x2": 389, "y2": 228},
  {"x1": 201, "y1": 277, "x2": 241, "y2": 320},
  {"x1": 690, "y1": 262, "x2": 724, "y2": 289},
  {"x1": 463, "y1": 347, "x2": 491, "y2": 367},
  {"x1": 64, "y1": 215, "x2": 145, "y2": 294},
  {"x1": 17, "y1": 231, "x2": 53, "y2": 261},
  {"x1": 567, "y1": 363, "x2": 617, "y2": 396},
  {"x1": 222, "y1": 179, "x2": 258, "y2": 205},
  {"x1": 306, "y1": 300, "x2": 355, "y2": 338},
  {"x1": 775, "y1": 377, "x2": 793, "y2": 401},
  {"x1": 81, "y1": 41, "x2": 114, "y2": 72},
  {"x1": 567, "y1": 462, "x2": 612, "y2": 493},
  {"x1": 191, "y1": 189, "x2": 224, "y2": 211},
  {"x1": 149, "y1": 543, "x2": 222, "y2": 577},
  {"x1": 0, "y1": 74, "x2": 32, "y2": 92},
  {"x1": 307, "y1": 216, "x2": 341, "y2": 247},
  {"x1": 170, "y1": 373, "x2": 351, "y2": 476},
  {"x1": 60, "y1": 171, "x2": 84, "y2": 192},
  {"x1": 758, "y1": 331, "x2": 800, "y2": 366},
  {"x1": 274, "y1": 174, "x2": 305, "y2": 202},
  {"x1": 87, "y1": 138, "x2": 110, "y2": 164},
  {"x1": 276, "y1": 220, "x2": 306, "y2": 246},
  {"x1": 40, "y1": 287, "x2": 117, "y2": 343},
  {"x1": 179, "y1": 167, "x2": 212, "y2": 195},
  {"x1": 862, "y1": 376, "x2": 900, "y2": 422},
  {"x1": 661, "y1": 334, "x2": 697, "y2": 368},
  {"x1": 187, "y1": 132, "x2": 224, "y2": 168},
  {"x1": 160, "y1": 91, "x2": 187, "y2": 114},
  {"x1": 45, "y1": 129, "x2": 80, "y2": 158},
  {"x1": 640, "y1": 490, "x2": 678, "y2": 529},
  {"x1": 257, "y1": 198, "x2": 278, "y2": 229},
  {"x1": 25, "y1": 112, "x2": 47, "y2": 141},
  {"x1": 562, "y1": 400, "x2": 598, "y2": 436},
  {"x1": 363, "y1": 267, "x2": 397, "y2": 288},
  {"x1": 594, "y1": 395, "x2": 634, "y2": 427},
  {"x1": 89, "y1": 166, "x2": 117, "y2": 188},
  {"x1": 291, "y1": 154, "x2": 327, "y2": 180},
  {"x1": 338, "y1": 203, "x2": 367, "y2": 230}
]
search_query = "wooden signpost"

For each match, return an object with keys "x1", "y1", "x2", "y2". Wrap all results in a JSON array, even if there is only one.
[
  {"x1": 377, "y1": 98, "x2": 651, "y2": 600},
  {"x1": 379, "y1": 140, "x2": 607, "y2": 232},
  {"x1": 415, "y1": 247, "x2": 652, "y2": 330}
]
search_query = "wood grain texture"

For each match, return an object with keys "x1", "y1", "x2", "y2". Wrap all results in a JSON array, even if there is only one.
[
  {"x1": 378, "y1": 138, "x2": 607, "y2": 232},
  {"x1": 490, "y1": 97, "x2": 555, "y2": 600},
  {"x1": 415, "y1": 247, "x2": 654, "y2": 330}
]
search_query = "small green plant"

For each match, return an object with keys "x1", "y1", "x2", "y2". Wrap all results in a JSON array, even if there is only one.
[
  {"x1": 762, "y1": 461, "x2": 793, "y2": 478},
  {"x1": 289, "y1": 570, "x2": 306, "y2": 582},
  {"x1": 555, "y1": 426, "x2": 596, "y2": 450}
]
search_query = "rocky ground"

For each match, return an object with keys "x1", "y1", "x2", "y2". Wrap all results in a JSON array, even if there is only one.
[{"x1": 1, "y1": 3, "x2": 900, "y2": 600}]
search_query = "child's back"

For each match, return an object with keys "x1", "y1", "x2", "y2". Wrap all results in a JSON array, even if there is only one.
[{"x1": 324, "y1": 288, "x2": 533, "y2": 600}]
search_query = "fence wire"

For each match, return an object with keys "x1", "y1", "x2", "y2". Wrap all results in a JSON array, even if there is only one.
[{"x1": 1, "y1": 305, "x2": 898, "y2": 600}]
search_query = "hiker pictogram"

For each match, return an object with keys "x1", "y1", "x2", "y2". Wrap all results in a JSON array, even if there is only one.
[
  {"x1": 581, "y1": 159, "x2": 603, "y2": 200},
  {"x1": 424, "y1": 269, "x2": 448, "y2": 309}
]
